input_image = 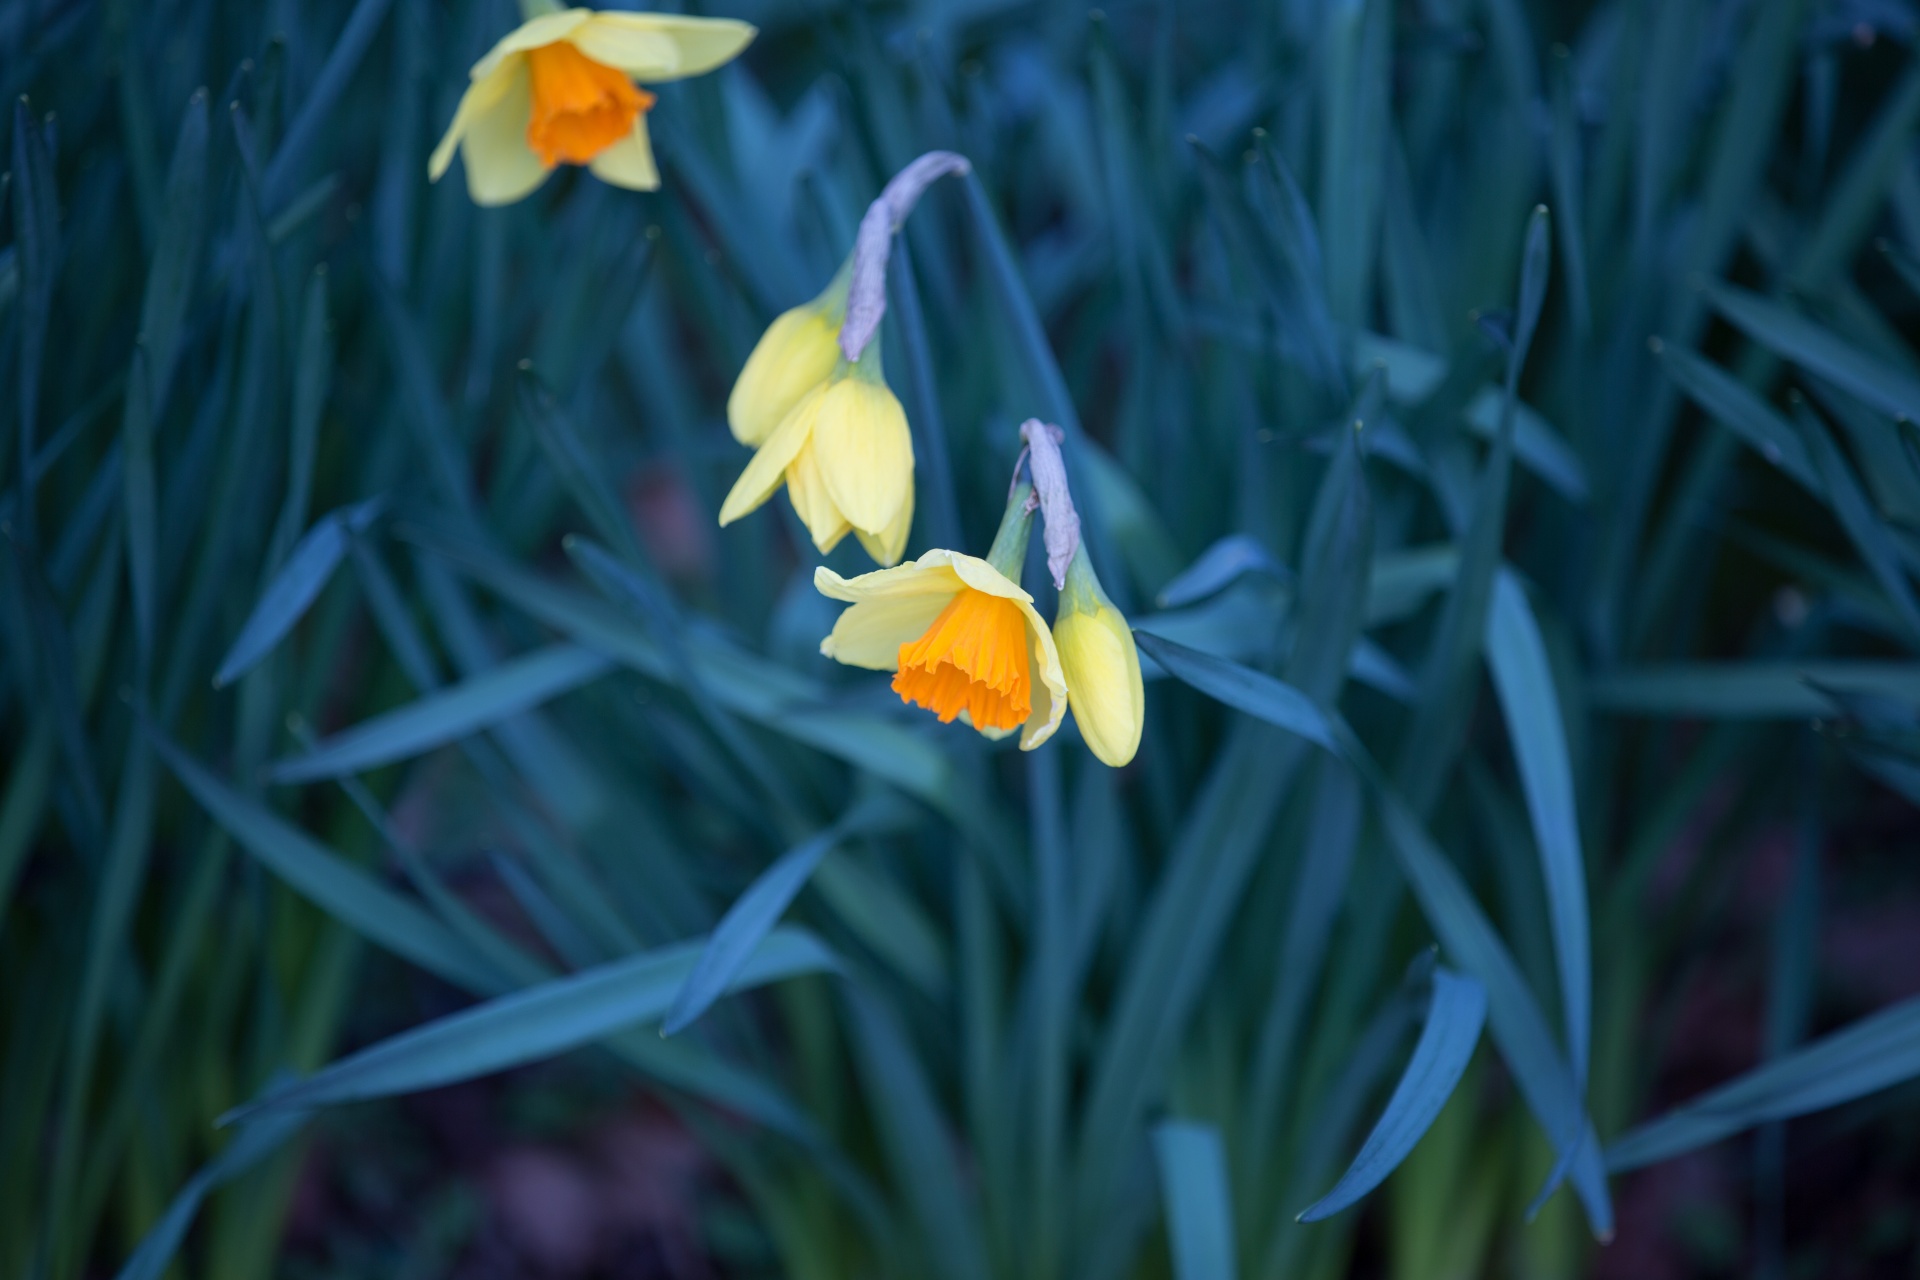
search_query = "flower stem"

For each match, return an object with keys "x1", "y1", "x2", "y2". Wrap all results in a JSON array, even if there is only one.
[
  {"x1": 987, "y1": 483, "x2": 1036, "y2": 581},
  {"x1": 518, "y1": 0, "x2": 565, "y2": 19}
]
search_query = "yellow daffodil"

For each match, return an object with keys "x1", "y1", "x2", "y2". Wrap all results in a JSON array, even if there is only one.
[
  {"x1": 815, "y1": 550, "x2": 1067, "y2": 748},
  {"x1": 1053, "y1": 546, "x2": 1144, "y2": 767},
  {"x1": 428, "y1": 8, "x2": 755, "y2": 206},
  {"x1": 718, "y1": 152, "x2": 970, "y2": 566},
  {"x1": 727, "y1": 266, "x2": 850, "y2": 448},
  {"x1": 718, "y1": 347, "x2": 915, "y2": 565}
]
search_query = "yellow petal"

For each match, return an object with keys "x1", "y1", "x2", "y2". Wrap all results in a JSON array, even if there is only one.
[
  {"x1": 854, "y1": 476, "x2": 913, "y2": 567},
  {"x1": 1021, "y1": 615, "x2": 1069, "y2": 751},
  {"x1": 429, "y1": 62, "x2": 522, "y2": 181},
  {"x1": 786, "y1": 438, "x2": 852, "y2": 553},
  {"x1": 587, "y1": 113, "x2": 659, "y2": 190},
  {"x1": 471, "y1": 9, "x2": 594, "y2": 81},
  {"x1": 1055, "y1": 601, "x2": 1144, "y2": 766},
  {"x1": 727, "y1": 307, "x2": 843, "y2": 446},
  {"x1": 718, "y1": 388, "x2": 820, "y2": 526},
  {"x1": 457, "y1": 62, "x2": 549, "y2": 206},
  {"x1": 571, "y1": 13, "x2": 757, "y2": 81},
  {"x1": 811, "y1": 377, "x2": 913, "y2": 535},
  {"x1": 814, "y1": 555, "x2": 969, "y2": 670}
]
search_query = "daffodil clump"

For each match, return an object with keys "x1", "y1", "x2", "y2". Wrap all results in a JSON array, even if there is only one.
[
  {"x1": 814, "y1": 424, "x2": 1145, "y2": 766},
  {"x1": 429, "y1": 6, "x2": 755, "y2": 205}
]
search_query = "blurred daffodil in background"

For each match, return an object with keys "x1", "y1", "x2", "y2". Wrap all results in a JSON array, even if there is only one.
[
  {"x1": 429, "y1": 5, "x2": 754, "y2": 206},
  {"x1": 720, "y1": 152, "x2": 970, "y2": 564}
]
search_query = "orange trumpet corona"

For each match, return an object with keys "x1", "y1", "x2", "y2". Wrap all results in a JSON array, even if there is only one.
[
  {"x1": 524, "y1": 41, "x2": 653, "y2": 168},
  {"x1": 892, "y1": 589, "x2": 1032, "y2": 731}
]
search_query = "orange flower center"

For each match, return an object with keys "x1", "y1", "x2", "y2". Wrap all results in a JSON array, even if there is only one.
[
  {"x1": 893, "y1": 589, "x2": 1032, "y2": 732},
  {"x1": 524, "y1": 41, "x2": 654, "y2": 169}
]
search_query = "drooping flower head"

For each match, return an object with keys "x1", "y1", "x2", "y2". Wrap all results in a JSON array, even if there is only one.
[
  {"x1": 814, "y1": 488, "x2": 1067, "y2": 748},
  {"x1": 1021, "y1": 420, "x2": 1145, "y2": 767},
  {"x1": 719, "y1": 341, "x2": 916, "y2": 567},
  {"x1": 720, "y1": 152, "x2": 970, "y2": 565},
  {"x1": 429, "y1": 7, "x2": 755, "y2": 206}
]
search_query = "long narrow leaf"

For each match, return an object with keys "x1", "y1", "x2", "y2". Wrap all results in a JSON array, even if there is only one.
[
  {"x1": 1152, "y1": 1122, "x2": 1237, "y2": 1280},
  {"x1": 1133, "y1": 629, "x2": 1337, "y2": 751},
  {"x1": 1486, "y1": 570, "x2": 1590, "y2": 1089},
  {"x1": 267, "y1": 642, "x2": 611, "y2": 783},
  {"x1": 230, "y1": 928, "x2": 836, "y2": 1121},
  {"x1": 1297, "y1": 968, "x2": 1488, "y2": 1222},
  {"x1": 1607, "y1": 995, "x2": 1920, "y2": 1171}
]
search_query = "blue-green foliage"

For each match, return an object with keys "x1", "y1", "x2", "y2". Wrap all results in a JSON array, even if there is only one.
[{"x1": 6, "y1": 0, "x2": 1920, "y2": 1277}]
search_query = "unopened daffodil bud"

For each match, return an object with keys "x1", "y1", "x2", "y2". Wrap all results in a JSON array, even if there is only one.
[
  {"x1": 727, "y1": 264, "x2": 851, "y2": 447},
  {"x1": 1054, "y1": 545, "x2": 1144, "y2": 767},
  {"x1": 814, "y1": 486, "x2": 1068, "y2": 748},
  {"x1": 429, "y1": 8, "x2": 754, "y2": 206},
  {"x1": 718, "y1": 339, "x2": 915, "y2": 565}
]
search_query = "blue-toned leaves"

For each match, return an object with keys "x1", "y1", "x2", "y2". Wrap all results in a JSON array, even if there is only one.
[
  {"x1": 1794, "y1": 402, "x2": 1920, "y2": 641},
  {"x1": 1591, "y1": 662, "x2": 1920, "y2": 717},
  {"x1": 122, "y1": 347, "x2": 158, "y2": 674},
  {"x1": 1486, "y1": 569, "x2": 1590, "y2": 1090},
  {"x1": 1133, "y1": 630, "x2": 1337, "y2": 751},
  {"x1": 267, "y1": 642, "x2": 612, "y2": 783},
  {"x1": 1156, "y1": 533, "x2": 1289, "y2": 609},
  {"x1": 1152, "y1": 1121, "x2": 1237, "y2": 1280},
  {"x1": 262, "y1": 0, "x2": 396, "y2": 208},
  {"x1": 1298, "y1": 968, "x2": 1488, "y2": 1222},
  {"x1": 1653, "y1": 340, "x2": 1818, "y2": 491},
  {"x1": 214, "y1": 497, "x2": 383, "y2": 688},
  {"x1": 139, "y1": 89, "x2": 209, "y2": 410},
  {"x1": 1339, "y1": 727, "x2": 1614, "y2": 1239},
  {"x1": 1608, "y1": 994, "x2": 1920, "y2": 1171},
  {"x1": 1706, "y1": 280, "x2": 1920, "y2": 423},
  {"x1": 112, "y1": 1112, "x2": 306, "y2": 1280},
  {"x1": 228, "y1": 928, "x2": 835, "y2": 1122},
  {"x1": 149, "y1": 729, "x2": 503, "y2": 993},
  {"x1": 664, "y1": 827, "x2": 843, "y2": 1036}
]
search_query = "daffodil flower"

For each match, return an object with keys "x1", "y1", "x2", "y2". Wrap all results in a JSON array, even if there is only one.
[
  {"x1": 814, "y1": 523, "x2": 1068, "y2": 748},
  {"x1": 719, "y1": 153, "x2": 970, "y2": 565},
  {"x1": 718, "y1": 343, "x2": 916, "y2": 566},
  {"x1": 428, "y1": 7, "x2": 755, "y2": 206},
  {"x1": 727, "y1": 264, "x2": 850, "y2": 449}
]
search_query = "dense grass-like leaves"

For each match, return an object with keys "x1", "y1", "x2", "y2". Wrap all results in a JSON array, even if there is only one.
[{"x1": 12, "y1": 2, "x2": 1920, "y2": 1276}]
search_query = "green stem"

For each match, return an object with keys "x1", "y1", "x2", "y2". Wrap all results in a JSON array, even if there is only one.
[
  {"x1": 518, "y1": 0, "x2": 565, "y2": 19},
  {"x1": 987, "y1": 484, "x2": 1035, "y2": 579}
]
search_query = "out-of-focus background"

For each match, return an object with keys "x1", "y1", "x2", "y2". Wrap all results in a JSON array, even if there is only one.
[{"x1": 7, "y1": 0, "x2": 1920, "y2": 1277}]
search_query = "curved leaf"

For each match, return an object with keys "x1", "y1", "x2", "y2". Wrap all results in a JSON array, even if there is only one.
[
  {"x1": 228, "y1": 927, "x2": 836, "y2": 1122},
  {"x1": 1297, "y1": 968, "x2": 1487, "y2": 1222},
  {"x1": 663, "y1": 827, "x2": 841, "y2": 1036},
  {"x1": 214, "y1": 497, "x2": 382, "y2": 688},
  {"x1": 1608, "y1": 994, "x2": 1920, "y2": 1171},
  {"x1": 267, "y1": 641, "x2": 611, "y2": 782},
  {"x1": 1133, "y1": 629, "x2": 1337, "y2": 751},
  {"x1": 1156, "y1": 533, "x2": 1289, "y2": 609}
]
